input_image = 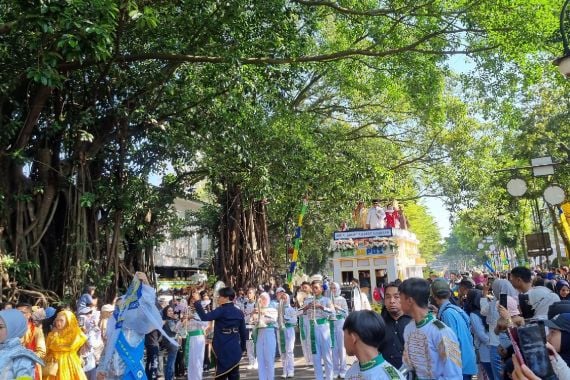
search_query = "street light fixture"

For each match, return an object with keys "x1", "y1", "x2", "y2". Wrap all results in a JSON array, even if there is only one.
[
  {"x1": 553, "y1": 0, "x2": 570, "y2": 77},
  {"x1": 503, "y1": 157, "x2": 566, "y2": 268}
]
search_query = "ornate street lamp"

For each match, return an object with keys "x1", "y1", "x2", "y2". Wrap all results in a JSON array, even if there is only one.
[{"x1": 553, "y1": 0, "x2": 570, "y2": 77}]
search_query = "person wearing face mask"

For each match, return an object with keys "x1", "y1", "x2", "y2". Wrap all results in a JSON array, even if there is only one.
[
  {"x1": 365, "y1": 199, "x2": 386, "y2": 229},
  {"x1": 329, "y1": 282, "x2": 349, "y2": 379},
  {"x1": 0, "y1": 309, "x2": 44, "y2": 379}
]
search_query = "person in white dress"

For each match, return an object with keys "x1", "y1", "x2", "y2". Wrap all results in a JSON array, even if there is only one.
[
  {"x1": 330, "y1": 282, "x2": 349, "y2": 378},
  {"x1": 276, "y1": 288, "x2": 297, "y2": 378}
]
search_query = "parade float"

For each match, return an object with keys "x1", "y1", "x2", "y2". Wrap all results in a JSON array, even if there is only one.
[{"x1": 328, "y1": 227, "x2": 426, "y2": 292}]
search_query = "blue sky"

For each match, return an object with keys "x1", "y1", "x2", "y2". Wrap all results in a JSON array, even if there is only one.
[{"x1": 425, "y1": 197, "x2": 451, "y2": 238}]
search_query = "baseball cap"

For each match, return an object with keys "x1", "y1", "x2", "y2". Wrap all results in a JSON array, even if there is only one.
[
  {"x1": 431, "y1": 278, "x2": 451, "y2": 297},
  {"x1": 545, "y1": 313, "x2": 570, "y2": 333},
  {"x1": 275, "y1": 287, "x2": 286, "y2": 293}
]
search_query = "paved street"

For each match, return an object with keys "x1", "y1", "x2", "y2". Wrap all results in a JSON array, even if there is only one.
[{"x1": 198, "y1": 330, "x2": 356, "y2": 379}]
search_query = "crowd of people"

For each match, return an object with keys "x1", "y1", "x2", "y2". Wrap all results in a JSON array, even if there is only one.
[{"x1": 3, "y1": 266, "x2": 570, "y2": 379}]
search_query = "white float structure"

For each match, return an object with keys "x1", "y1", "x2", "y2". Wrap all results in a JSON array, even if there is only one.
[{"x1": 329, "y1": 228, "x2": 426, "y2": 289}]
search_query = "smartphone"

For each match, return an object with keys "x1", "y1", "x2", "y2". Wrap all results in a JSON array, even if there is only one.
[
  {"x1": 517, "y1": 323, "x2": 556, "y2": 380},
  {"x1": 500, "y1": 293, "x2": 508, "y2": 309},
  {"x1": 507, "y1": 326, "x2": 524, "y2": 367}
]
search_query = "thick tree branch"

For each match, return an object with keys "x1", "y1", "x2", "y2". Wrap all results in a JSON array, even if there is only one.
[
  {"x1": 388, "y1": 129, "x2": 443, "y2": 171},
  {"x1": 292, "y1": 0, "x2": 442, "y2": 18},
  {"x1": 58, "y1": 23, "x2": 497, "y2": 71}
]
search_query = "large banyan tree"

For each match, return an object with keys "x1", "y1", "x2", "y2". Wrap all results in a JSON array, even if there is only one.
[{"x1": 0, "y1": 0, "x2": 562, "y2": 300}]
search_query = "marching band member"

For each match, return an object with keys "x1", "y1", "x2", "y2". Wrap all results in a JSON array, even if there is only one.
[
  {"x1": 297, "y1": 281, "x2": 313, "y2": 366},
  {"x1": 276, "y1": 288, "x2": 297, "y2": 379},
  {"x1": 302, "y1": 279, "x2": 334, "y2": 380},
  {"x1": 253, "y1": 292, "x2": 278, "y2": 380},
  {"x1": 330, "y1": 282, "x2": 349, "y2": 378},
  {"x1": 184, "y1": 291, "x2": 210, "y2": 380},
  {"x1": 239, "y1": 288, "x2": 258, "y2": 370},
  {"x1": 192, "y1": 286, "x2": 246, "y2": 380}
]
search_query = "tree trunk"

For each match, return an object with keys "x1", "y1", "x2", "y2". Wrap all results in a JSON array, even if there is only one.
[{"x1": 217, "y1": 182, "x2": 272, "y2": 289}]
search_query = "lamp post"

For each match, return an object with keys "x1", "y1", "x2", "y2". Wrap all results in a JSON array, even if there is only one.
[
  {"x1": 504, "y1": 157, "x2": 566, "y2": 268},
  {"x1": 553, "y1": 0, "x2": 570, "y2": 77}
]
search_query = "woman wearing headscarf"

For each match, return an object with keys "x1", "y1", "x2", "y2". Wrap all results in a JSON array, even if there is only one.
[
  {"x1": 481, "y1": 279, "x2": 518, "y2": 380},
  {"x1": 183, "y1": 290, "x2": 210, "y2": 380},
  {"x1": 252, "y1": 292, "x2": 278, "y2": 380},
  {"x1": 44, "y1": 310, "x2": 88, "y2": 380},
  {"x1": 466, "y1": 289, "x2": 493, "y2": 380},
  {"x1": 556, "y1": 280, "x2": 570, "y2": 300},
  {"x1": 329, "y1": 282, "x2": 349, "y2": 379},
  {"x1": 528, "y1": 285, "x2": 560, "y2": 319},
  {"x1": 276, "y1": 288, "x2": 297, "y2": 379},
  {"x1": 0, "y1": 309, "x2": 44, "y2": 379}
]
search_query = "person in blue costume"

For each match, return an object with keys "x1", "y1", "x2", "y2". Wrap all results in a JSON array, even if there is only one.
[
  {"x1": 192, "y1": 287, "x2": 246, "y2": 380},
  {"x1": 431, "y1": 278, "x2": 477, "y2": 380}
]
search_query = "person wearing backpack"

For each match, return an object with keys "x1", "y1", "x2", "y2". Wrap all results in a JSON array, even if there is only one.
[{"x1": 431, "y1": 278, "x2": 477, "y2": 380}]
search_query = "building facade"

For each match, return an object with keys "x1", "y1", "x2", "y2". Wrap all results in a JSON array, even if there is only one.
[{"x1": 154, "y1": 198, "x2": 212, "y2": 290}]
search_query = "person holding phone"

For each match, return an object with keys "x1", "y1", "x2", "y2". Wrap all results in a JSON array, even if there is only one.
[
  {"x1": 545, "y1": 313, "x2": 570, "y2": 369},
  {"x1": 511, "y1": 336, "x2": 570, "y2": 379},
  {"x1": 481, "y1": 279, "x2": 517, "y2": 380}
]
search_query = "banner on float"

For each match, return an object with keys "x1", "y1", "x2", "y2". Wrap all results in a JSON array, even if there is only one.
[{"x1": 333, "y1": 228, "x2": 393, "y2": 241}]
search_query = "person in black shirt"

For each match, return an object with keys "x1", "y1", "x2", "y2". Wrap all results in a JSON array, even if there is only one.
[{"x1": 379, "y1": 282, "x2": 412, "y2": 369}]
